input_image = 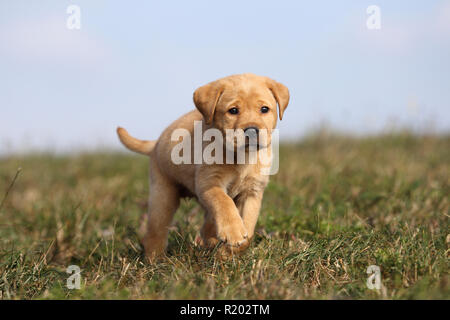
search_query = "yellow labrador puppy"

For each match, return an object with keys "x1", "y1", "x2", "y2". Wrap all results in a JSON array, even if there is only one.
[{"x1": 117, "y1": 73, "x2": 289, "y2": 259}]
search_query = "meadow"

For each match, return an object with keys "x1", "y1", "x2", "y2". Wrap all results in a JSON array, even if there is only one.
[{"x1": 0, "y1": 132, "x2": 448, "y2": 299}]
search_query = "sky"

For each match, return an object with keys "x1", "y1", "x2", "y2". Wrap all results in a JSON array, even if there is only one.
[{"x1": 1, "y1": 0, "x2": 449, "y2": 153}]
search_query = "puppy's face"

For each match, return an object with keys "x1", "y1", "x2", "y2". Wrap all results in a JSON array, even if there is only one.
[{"x1": 194, "y1": 74, "x2": 290, "y2": 149}]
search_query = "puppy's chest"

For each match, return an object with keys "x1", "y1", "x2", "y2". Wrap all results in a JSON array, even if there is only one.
[{"x1": 227, "y1": 170, "x2": 268, "y2": 199}]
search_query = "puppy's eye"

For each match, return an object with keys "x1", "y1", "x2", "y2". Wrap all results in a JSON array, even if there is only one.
[
  {"x1": 260, "y1": 106, "x2": 269, "y2": 113},
  {"x1": 228, "y1": 107, "x2": 239, "y2": 115}
]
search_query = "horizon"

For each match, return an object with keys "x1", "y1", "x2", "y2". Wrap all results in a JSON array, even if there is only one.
[{"x1": 1, "y1": 1, "x2": 449, "y2": 154}]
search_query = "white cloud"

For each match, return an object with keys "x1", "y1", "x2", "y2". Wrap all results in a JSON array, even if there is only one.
[
  {"x1": 0, "y1": 15, "x2": 109, "y2": 65},
  {"x1": 355, "y1": 2, "x2": 450, "y2": 54},
  {"x1": 435, "y1": 0, "x2": 450, "y2": 35}
]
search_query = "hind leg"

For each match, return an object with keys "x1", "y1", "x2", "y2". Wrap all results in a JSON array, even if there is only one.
[{"x1": 142, "y1": 161, "x2": 180, "y2": 260}]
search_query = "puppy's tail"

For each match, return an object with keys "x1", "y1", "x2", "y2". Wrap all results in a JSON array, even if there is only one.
[{"x1": 116, "y1": 127, "x2": 156, "y2": 156}]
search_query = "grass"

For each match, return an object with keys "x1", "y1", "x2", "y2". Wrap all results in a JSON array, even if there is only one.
[{"x1": 0, "y1": 132, "x2": 448, "y2": 299}]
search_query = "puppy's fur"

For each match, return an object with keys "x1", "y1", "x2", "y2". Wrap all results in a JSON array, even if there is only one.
[{"x1": 117, "y1": 73, "x2": 289, "y2": 259}]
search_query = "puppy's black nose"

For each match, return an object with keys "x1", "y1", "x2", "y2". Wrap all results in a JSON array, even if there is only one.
[
  {"x1": 244, "y1": 127, "x2": 259, "y2": 146},
  {"x1": 244, "y1": 127, "x2": 259, "y2": 135}
]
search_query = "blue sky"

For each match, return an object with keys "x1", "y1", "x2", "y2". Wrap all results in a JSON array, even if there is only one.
[{"x1": 1, "y1": 1, "x2": 449, "y2": 153}]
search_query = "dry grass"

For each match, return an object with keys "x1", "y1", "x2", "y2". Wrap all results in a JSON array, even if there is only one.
[{"x1": 0, "y1": 132, "x2": 448, "y2": 299}]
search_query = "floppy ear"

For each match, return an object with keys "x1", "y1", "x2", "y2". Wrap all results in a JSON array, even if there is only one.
[
  {"x1": 193, "y1": 82, "x2": 224, "y2": 125},
  {"x1": 267, "y1": 79, "x2": 290, "y2": 120}
]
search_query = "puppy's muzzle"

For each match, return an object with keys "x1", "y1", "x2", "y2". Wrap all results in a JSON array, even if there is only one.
[{"x1": 244, "y1": 127, "x2": 260, "y2": 148}]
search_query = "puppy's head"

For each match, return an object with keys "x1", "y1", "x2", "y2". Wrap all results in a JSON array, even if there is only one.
[{"x1": 193, "y1": 74, "x2": 289, "y2": 149}]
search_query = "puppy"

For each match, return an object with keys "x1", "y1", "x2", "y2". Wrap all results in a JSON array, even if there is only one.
[{"x1": 117, "y1": 73, "x2": 289, "y2": 259}]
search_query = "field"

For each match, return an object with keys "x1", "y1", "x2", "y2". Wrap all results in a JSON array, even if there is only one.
[{"x1": 0, "y1": 132, "x2": 448, "y2": 299}]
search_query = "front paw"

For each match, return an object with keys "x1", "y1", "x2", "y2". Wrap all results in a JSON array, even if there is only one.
[
  {"x1": 217, "y1": 219, "x2": 249, "y2": 247},
  {"x1": 195, "y1": 235, "x2": 220, "y2": 248}
]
